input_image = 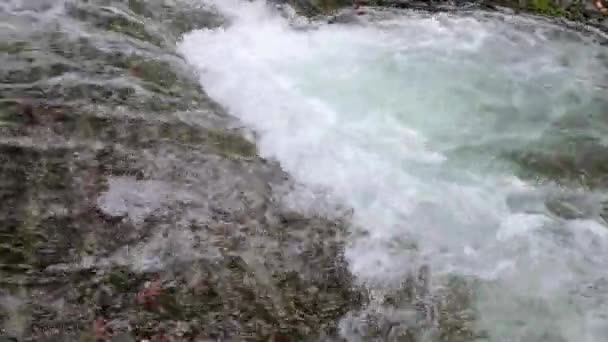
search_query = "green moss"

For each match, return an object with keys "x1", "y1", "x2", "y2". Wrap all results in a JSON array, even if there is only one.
[
  {"x1": 313, "y1": 0, "x2": 353, "y2": 13},
  {"x1": 156, "y1": 290, "x2": 184, "y2": 319},
  {"x1": 0, "y1": 41, "x2": 30, "y2": 54},
  {"x1": 127, "y1": 0, "x2": 151, "y2": 17},
  {"x1": 2, "y1": 62, "x2": 76, "y2": 84},
  {"x1": 0, "y1": 216, "x2": 46, "y2": 273},
  {"x1": 506, "y1": 133, "x2": 608, "y2": 189},
  {"x1": 0, "y1": 143, "x2": 98, "y2": 273},
  {"x1": 168, "y1": 11, "x2": 225, "y2": 36},
  {"x1": 0, "y1": 264, "x2": 33, "y2": 275},
  {"x1": 66, "y1": 4, "x2": 163, "y2": 46},
  {"x1": 78, "y1": 331, "x2": 95, "y2": 342},
  {"x1": 107, "y1": 266, "x2": 140, "y2": 292},
  {"x1": 303, "y1": 0, "x2": 588, "y2": 19},
  {"x1": 528, "y1": 0, "x2": 567, "y2": 15},
  {"x1": 127, "y1": 58, "x2": 178, "y2": 90},
  {"x1": 0, "y1": 100, "x2": 26, "y2": 126},
  {"x1": 51, "y1": 112, "x2": 257, "y2": 157},
  {"x1": 0, "y1": 243, "x2": 30, "y2": 264},
  {"x1": 154, "y1": 120, "x2": 258, "y2": 156},
  {"x1": 107, "y1": 16, "x2": 163, "y2": 46},
  {"x1": 206, "y1": 129, "x2": 257, "y2": 158}
]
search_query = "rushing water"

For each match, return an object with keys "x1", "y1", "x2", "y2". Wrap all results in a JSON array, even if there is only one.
[
  {"x1": 179, "y1": 1, "x2": 608, "y2": 341},
  {"x1": 2, "y1": 0, "x2": 608, "y2": 339}
]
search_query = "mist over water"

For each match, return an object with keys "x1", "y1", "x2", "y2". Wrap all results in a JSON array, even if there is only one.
[{"x1": 179, "y1": 1, "x2": 608, "y2": 340}]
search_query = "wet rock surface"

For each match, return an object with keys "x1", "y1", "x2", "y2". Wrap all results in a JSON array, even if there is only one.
[
  {"x1": 281, "y1": 0, "x2": 608, "y2": 32},
  {"x1": 0, "y1": 0, "x2": 365, "y2": 340},
  {"x1": 506, "y1": 110, "x2": 608, "y2": 190}
]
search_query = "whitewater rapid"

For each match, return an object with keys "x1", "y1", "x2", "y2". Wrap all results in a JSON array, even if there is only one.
[{"x1": 178, "y1": 1, "x2": 608, "y2": 340}]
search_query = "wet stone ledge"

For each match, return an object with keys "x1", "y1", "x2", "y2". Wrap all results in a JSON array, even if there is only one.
[{"x1": 0, "y1": 0, "x2": 366, "y2": 340}]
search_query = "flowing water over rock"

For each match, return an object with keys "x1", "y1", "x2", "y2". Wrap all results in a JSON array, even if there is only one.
[
  {"x1": 2, "y1": 0, "x2": 608, "y2": 341},
  {"x1": 178, "y1": 1, "x2": 608, "y2": 341},
  {"x1": 0, "y1": 0, "x2": 363, "y2": 340}
]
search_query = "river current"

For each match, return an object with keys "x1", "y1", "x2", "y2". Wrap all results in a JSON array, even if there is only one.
[{"x1": 179, "y1": 1, "x2": 608, "y2": 340}]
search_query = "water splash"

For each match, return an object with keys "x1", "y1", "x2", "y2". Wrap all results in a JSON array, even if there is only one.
[{"x1": 179, "y1": 1, "x2": 608, "y2": 340}]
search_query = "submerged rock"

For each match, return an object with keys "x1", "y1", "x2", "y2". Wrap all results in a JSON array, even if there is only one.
[
  {"x1": 339, "y1": 267, "x2": 485, "y2": 342},
  {"x1": 507, "y1": 128, "x2": 608, "y2": 189}
]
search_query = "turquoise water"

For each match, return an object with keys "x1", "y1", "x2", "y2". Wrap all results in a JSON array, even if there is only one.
[{"x1": 180, "y1": 2, "x2": 608, "y2": 340}]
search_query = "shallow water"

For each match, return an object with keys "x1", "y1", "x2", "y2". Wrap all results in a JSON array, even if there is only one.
[{"x1": 179, "y1": 1, "x2": 608, "y2": 340}]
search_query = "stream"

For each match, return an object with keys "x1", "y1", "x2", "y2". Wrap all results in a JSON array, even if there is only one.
[
  {"x1": 179, "y1": 1, "x2": 608, "y2": 341},
  {"x1": 1, "y1": 0, "x2": 608, "y2": 340}
]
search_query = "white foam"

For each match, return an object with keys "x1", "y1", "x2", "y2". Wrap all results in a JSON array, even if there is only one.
[
  {"x1": 178, "y1": 1, "x2": 608, "y2": 340},
  {"x1": 97, "y1": 177, "x2": 173, "y2": 224}
]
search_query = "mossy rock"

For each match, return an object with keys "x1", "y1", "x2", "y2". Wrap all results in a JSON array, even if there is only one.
[
  {"x1": 105, "y1": 266, "x2": 150, "y2": 297},
  {"x1": 314, "y1": 0, "x2": 354, "y2": 13},
  {"x1": 205, "y1": 129, "x2": 257, "y2": 158},
  {"x1": 125, "y1": 57, "x2": 204, "y2": 101},
  {"x1": 0, "y1": 337, "x2": 19, "y2": 342},
  {"x1": 0, "y1": 41, "x2": 30, "y2": 54},
  {"x1": 66, "y1": 4, "x2": 164, "y2": 46},
  {"x1": 506, "y1": 135, "x2": 608, "y2": 189},
  {"x1": 127, "y1": 0, "x2": 152, "y2": 18},
  {"x1": 0, "y1": 243, "x2": 30, "y2": 266},
  {"x1": 352, "y1": 268, "x2": 484, "y2": 342},
  {"x1": 435, "y1": 275, "x2": 481, "y2": 342},
  {"x1": 527, "y1": 0, "x2": 568, "y2": 16},
  {"x1": 127, "y1": 58, "x2": 178, "y2": 90},
  {"x1": 0, "y1": 46, "x2": 202, "y2": 112},
  {"x1": 25, "y1": 107, "x2": 258, "y2": 157},
  {"x1": 1, "y1": 62, "x2": 78, "y2": 84},
  {"x1": 167, "y1": 10, "x2": 225, "y2": 36},
  {"x1": 0, "y1": 137, "x2": 150, "y2": 271},
  {"x1": 0, "y1": 100, "x2": 29, "y2": 126},
  {"x1": 0, "y1": 1, "x2": 362, "y2": 340},
  {"x1": 46, "y1": 35, "x2": 107, "y2": 65},
  {"x1": 107, "y1": 16, "x2": 163, "y2": 46}
]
